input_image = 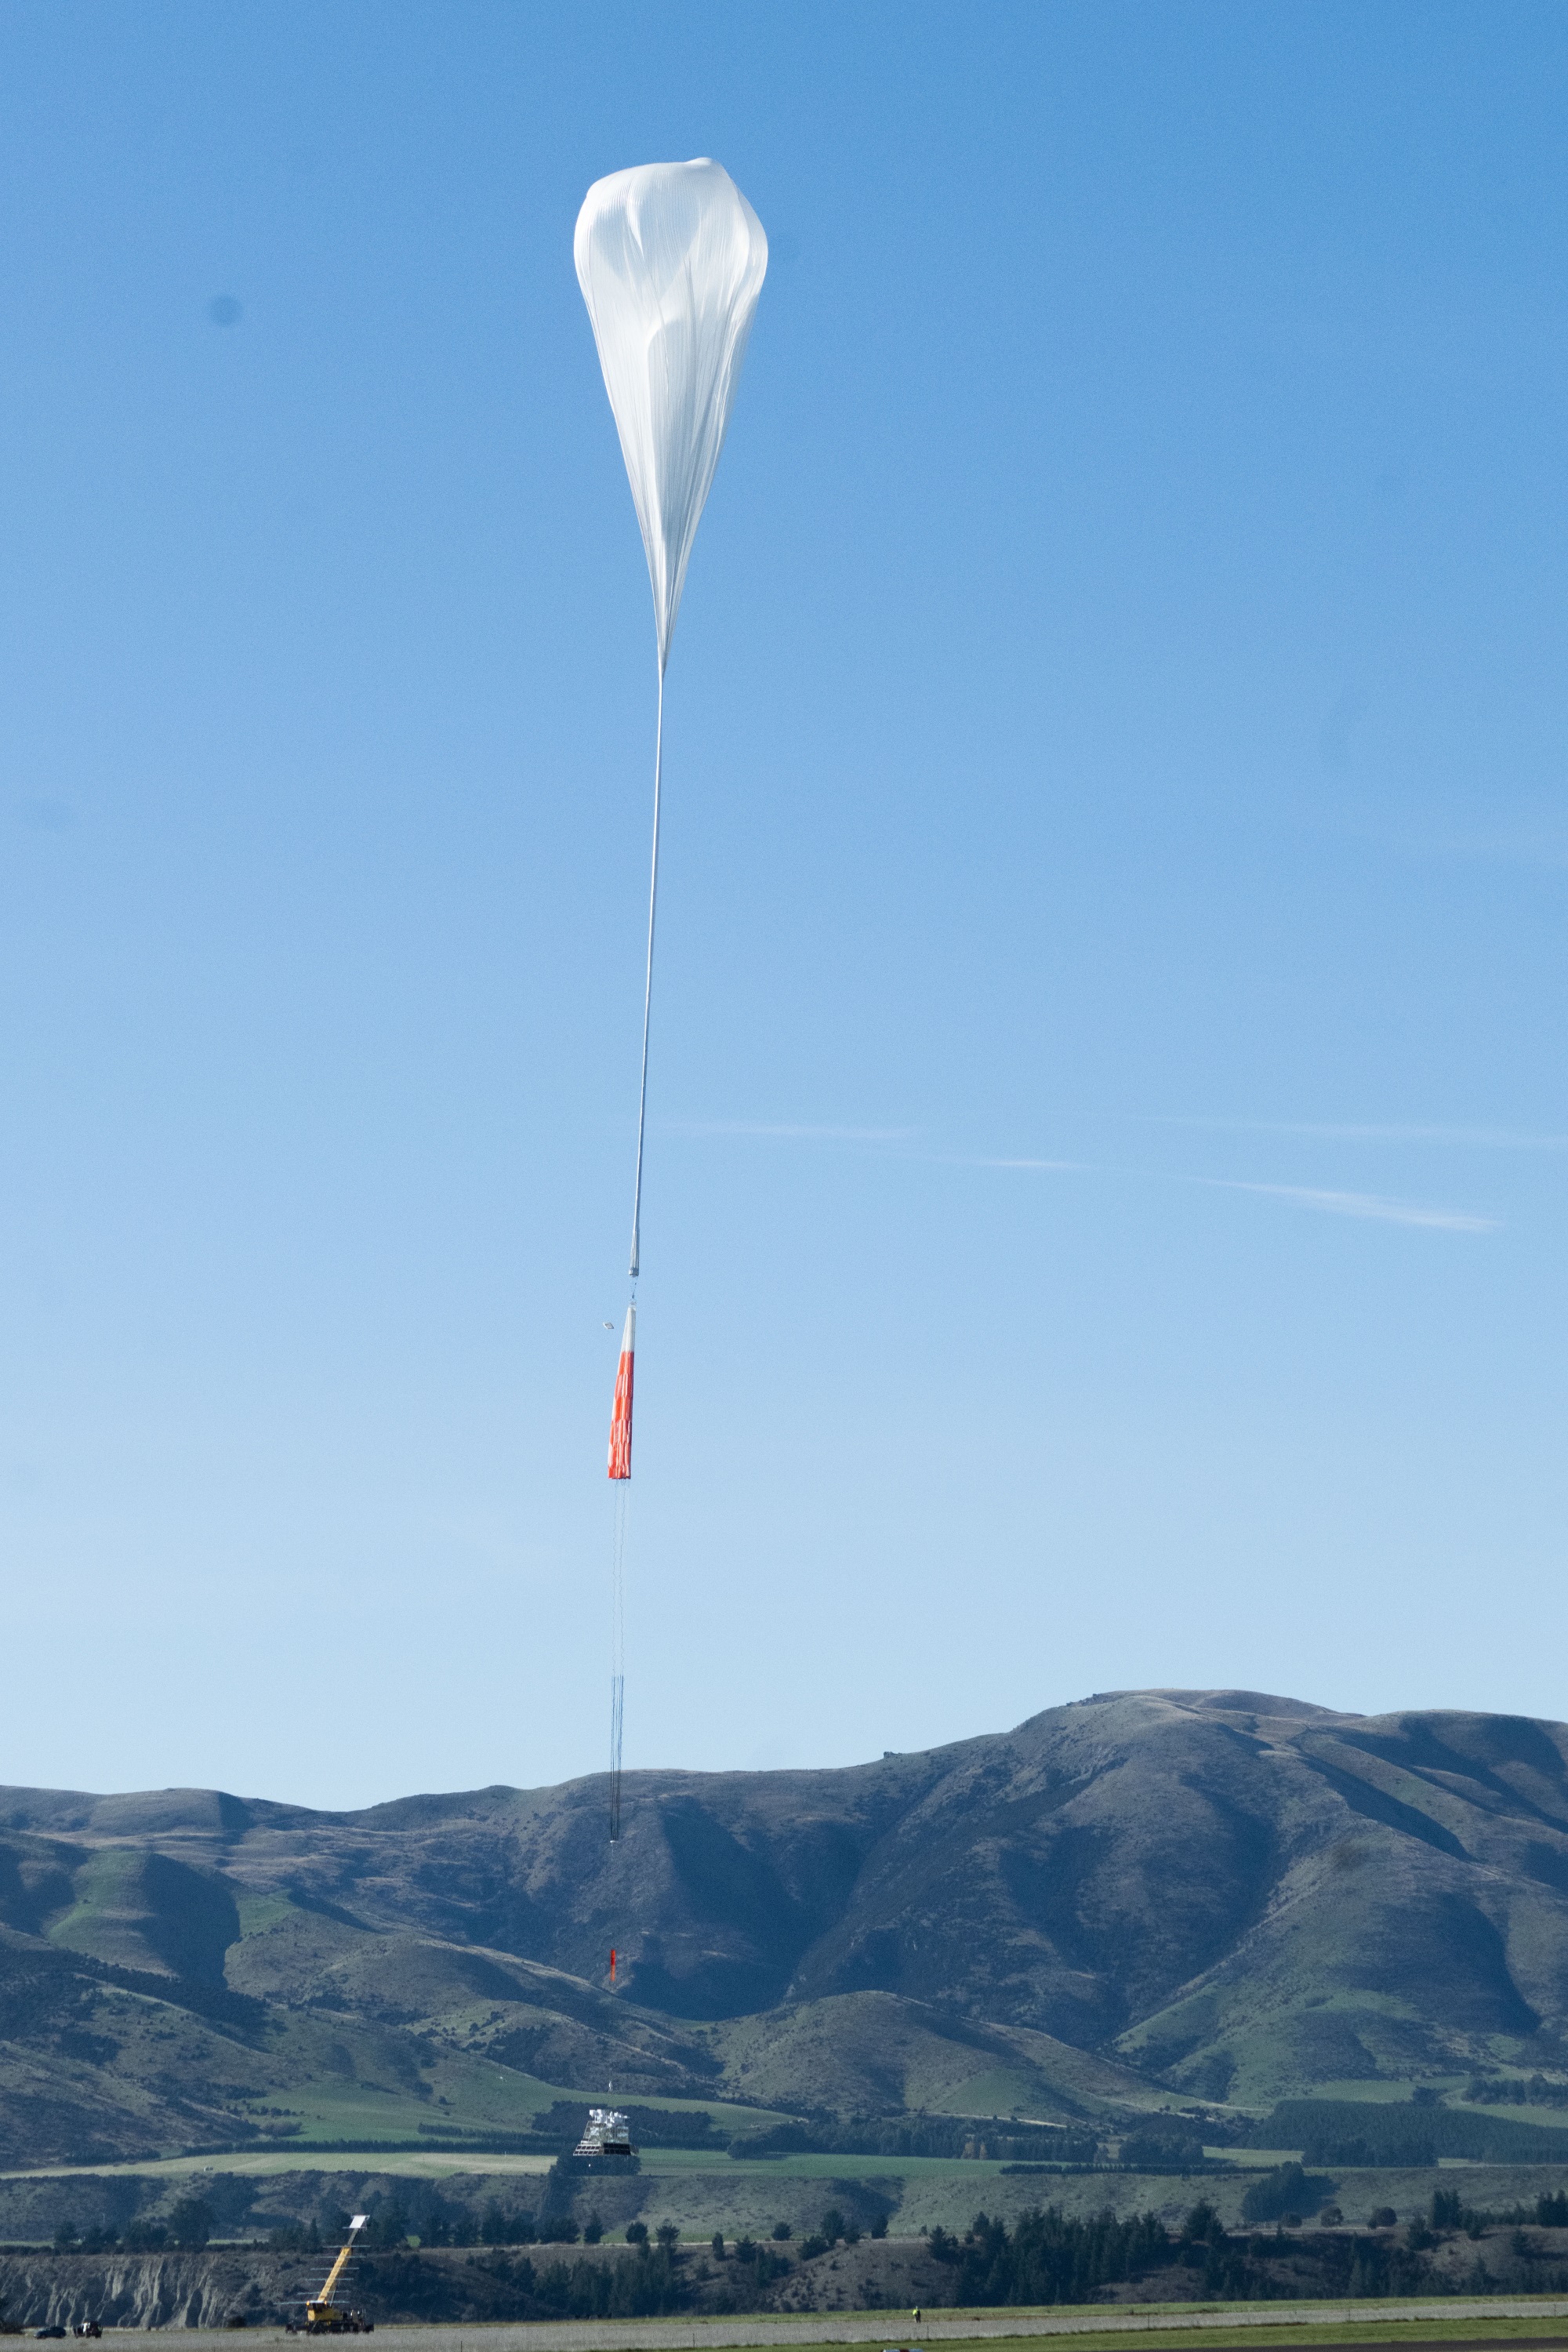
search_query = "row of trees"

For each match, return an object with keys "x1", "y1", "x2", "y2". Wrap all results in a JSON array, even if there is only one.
[
  {"x1": 48, "y1": 2196, "x2": 856, "y2": 2261},
  {"x1": 918, "y1": 2195, "x2": 1568, "y2": 2307},
  {"x1": 1465, "y1": 2073, "x2": 1568, "y2": 2108},
  {"x1": 370, "y1": 2245, "x2": 689, "y2": 2321},
  {"x1": 926, "y1": 2206, "x2": 1173, "y2": 2304},
  {"x1": 725, "y1": 2114, "x2": 1095, "y2": 2164}
]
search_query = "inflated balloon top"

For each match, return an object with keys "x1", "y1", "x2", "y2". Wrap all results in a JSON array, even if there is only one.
[{"x1": 575, "y1": 159, "x2": 768, "y2": 672}]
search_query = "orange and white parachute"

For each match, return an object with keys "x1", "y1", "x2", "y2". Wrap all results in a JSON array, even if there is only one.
[{"x1": 608, "y1": 1307, "x2": 634, "y2": 1481}]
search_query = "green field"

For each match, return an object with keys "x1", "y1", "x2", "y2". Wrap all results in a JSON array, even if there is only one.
[
  {"x1": 230, "y1": 2055, "x2": 792, "y2": 2153},
  {"x1": 638, "y1": 2149, "x2": 1011, "y2": 2180},
  {"x1": 0, "y1": 2146, "x2": 557, "y2": 2183}
]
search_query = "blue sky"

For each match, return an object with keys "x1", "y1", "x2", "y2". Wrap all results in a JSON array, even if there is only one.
[{"x1": 2, "y1": 2, "x2": 1566, "y2": 1807}]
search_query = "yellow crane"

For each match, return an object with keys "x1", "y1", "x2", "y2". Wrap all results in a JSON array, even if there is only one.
[{"x1": 285, "y1": 2215, "x2": 374, "y2": 2335}]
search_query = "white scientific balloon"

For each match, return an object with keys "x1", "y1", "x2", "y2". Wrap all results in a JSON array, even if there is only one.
[{"x1": 575, "y1": 159, "x2": 768, "y2": 672}]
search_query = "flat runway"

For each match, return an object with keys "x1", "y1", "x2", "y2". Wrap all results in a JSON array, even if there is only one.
[{"x1": 69, "y1": 2296, "x2": 1568, "y2": 2351}]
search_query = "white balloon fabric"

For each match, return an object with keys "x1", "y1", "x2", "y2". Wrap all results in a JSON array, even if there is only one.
[{"x1": 575, "y1": 159, "x2": 767, "y2": 672}]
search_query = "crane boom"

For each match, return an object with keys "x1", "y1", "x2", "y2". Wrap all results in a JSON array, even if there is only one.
[
  {"x1": 314, "y1": 2220, "x2": 365, "y2": 2310},
  {"x1": 287, "y1": 2215, "x2": 373, "y2": 2336}
]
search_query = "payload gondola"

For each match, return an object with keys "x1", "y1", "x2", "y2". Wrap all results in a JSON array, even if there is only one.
[{"x1": 573, "y1": 2106, "x2": 637, "y2": 2158}]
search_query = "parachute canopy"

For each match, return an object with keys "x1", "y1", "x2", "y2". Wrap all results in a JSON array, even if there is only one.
[{"x1": 574, "y1": 159, "x2": 768, "y2": 672}]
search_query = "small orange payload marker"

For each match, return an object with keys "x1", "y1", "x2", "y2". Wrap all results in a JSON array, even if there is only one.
[{"x1": 608, "y1": 1305, "x2": 635, "y2": 1479}]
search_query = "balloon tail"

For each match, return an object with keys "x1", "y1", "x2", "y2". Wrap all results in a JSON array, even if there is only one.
[
  {"x1": 629, "y1": 666, "x2": 663, "y2": 1283},
  {"x1": 609, "y1": 1483, "x2": 629, "y2": 1842}
]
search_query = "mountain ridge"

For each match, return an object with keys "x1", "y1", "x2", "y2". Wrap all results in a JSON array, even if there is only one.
[{"x1": 4, "y1": 1687, "x2": 1568, "y2": 2169}]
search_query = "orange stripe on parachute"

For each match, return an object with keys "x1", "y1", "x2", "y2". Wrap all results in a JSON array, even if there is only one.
[{"x1": 608, "y1": 1307, "x2": 635, "y2": 1480}]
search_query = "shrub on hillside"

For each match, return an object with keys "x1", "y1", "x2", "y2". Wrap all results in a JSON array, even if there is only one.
[
  {"x1": 168, "y1": 2196, "x2": 214, "y2": 2251},
  {"x1": 1241, "y1": 2163, "x2": 1333, "y2": 2225}
]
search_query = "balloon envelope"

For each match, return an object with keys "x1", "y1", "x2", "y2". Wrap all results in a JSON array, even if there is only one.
[{"x1": 575, "y1": 159, "x2": 767, "y2": 670}]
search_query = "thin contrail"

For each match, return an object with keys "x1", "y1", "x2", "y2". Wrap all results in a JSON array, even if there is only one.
[
  {"x1": 677, "y1": 1121, "x2": 1500, "y2": 1231},
  {"x1": 1192, "y1": 1178, "x2": 1500, "y2": 1232},
  {"x1": 1144, "y1": 1116, "x2": 1567, "y2": 1152}
]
